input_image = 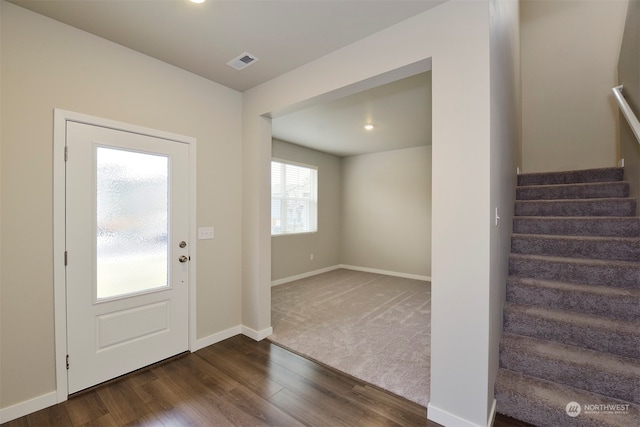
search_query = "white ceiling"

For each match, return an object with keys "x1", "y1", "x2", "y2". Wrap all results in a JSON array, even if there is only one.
[
  {"x1": 272, "y1": 71, "x2": 432, "y2": 157},
  {"x1": 10, "y1": 0, "x2": 438, "y2": 156}
]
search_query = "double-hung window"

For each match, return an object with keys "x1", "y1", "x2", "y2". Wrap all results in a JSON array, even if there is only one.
[{"x1": 271, "y1": 159, "x2": 318, "y2": 235}]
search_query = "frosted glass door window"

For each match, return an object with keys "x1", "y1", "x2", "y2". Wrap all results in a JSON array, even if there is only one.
[{"x1": 96, "y1": 147, "x2": 169, "y2": 300}]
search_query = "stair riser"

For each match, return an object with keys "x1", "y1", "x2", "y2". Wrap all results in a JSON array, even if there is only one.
[
  {"x1": 515, "y1": 200, "x2": 637, "y2": 217},
  {"x1": 513, "y1": 217, "x2": 640, "y2": 237},
  {"x1": 495, "y1": 369, "x2": 640, "y2": 427},
  {"x1": 506, "y1": 282, "x2": 640, "y2": 322},
  {"x1": 511, "y1": 236, "x2": 640, "y2": 262},
  {"x1": 496, "y1": 394, "x2": 598, "y2": 427},
  {"x1": 517, "y1": 183, "x2": 629, "y2": 201},
  {"x1": 500, "y1": 341, "x2": 640, "y2": 404},
  {"x1": 503, "y1": 311, "x2": 640, "y2": 359},
  {"x1": 509, "y1": 256, "x2": 640, "y2": 289},
  {"x1": 518, "y1": 168, "x2": 624, "y2": 186}
]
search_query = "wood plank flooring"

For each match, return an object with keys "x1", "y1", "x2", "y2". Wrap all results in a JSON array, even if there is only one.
[{"x1": 3, "y1": 335, "x2": 532, "y2": 426}]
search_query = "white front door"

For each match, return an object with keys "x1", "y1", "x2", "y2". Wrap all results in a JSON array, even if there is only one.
[{"x1": 65, "y1": 121, "x2": 190, "y2": 393}]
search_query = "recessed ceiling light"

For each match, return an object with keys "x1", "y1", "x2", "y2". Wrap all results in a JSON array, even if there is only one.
[
  {"x1": 364, "y1": 124, "x2": 374, "y2": 130},
  {"x1": 190, "y1": 0, "x2": 206, "y2": 3}
]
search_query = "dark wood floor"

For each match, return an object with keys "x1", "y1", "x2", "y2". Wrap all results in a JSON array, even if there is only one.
[{"x1": 3, "y1": 335, "x2": 532, "y2": 426}]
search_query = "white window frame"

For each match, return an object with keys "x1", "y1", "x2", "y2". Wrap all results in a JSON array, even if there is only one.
[{"x1": 271, "y1": 158, "x2": 318, "y2": 236}]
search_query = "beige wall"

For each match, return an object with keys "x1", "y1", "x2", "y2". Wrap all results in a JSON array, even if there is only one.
[
  {"x1": 271, "y1": 142, "x2": 431, "y2": 282},
  {"x1": 271, "y1": 139, "x2": 341, "y2": 281},
  {"x1": 341, "y1": 146, "x2": 431, "y2": 277},
  {"x1": 521, "y1": 0, "x2": 628, "y2": 173},
  {"x1": 618, "y1": 0, "x2": 640, "y2": 200},
  {"x1": 242, "y1": 1, "x2": 518, "y2": 424},
  {"x1": 488, "y1": 0, "x2": 520, "y2": 414},
  {"x1": 1, "y1": 1, "x2": 242, "y2": 409},
  {"x1": 1, "y1": 1, "x2": 521, "y2": 424}
]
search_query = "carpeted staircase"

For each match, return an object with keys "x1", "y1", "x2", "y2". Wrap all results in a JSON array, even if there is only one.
[{"x1": 495, "y1": 167, "x2": 640, "y2": 427}]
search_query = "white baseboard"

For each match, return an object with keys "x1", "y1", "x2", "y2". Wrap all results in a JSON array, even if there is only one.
[
  {"x1": 194, "y1": 323, "x2": 274, "y2": 349},
  {"x1": 193, "y1": 325, "x2": 242, "y2": 351},
  {"x1": 488, "y1": 398, "x2": 497, "y2": 426},
  {"x1": 340, "y1": 264, "x2": 431, "y2": 282},
  {"x1": 2, "y1": 325, "x2": 274, "y2": 423},
  {"x1": 271, "y1": 265, "x2": 341, "y2": 286},
  {"x1": 427, "y1": 403, "x2": 480, "y2": 427},
  {"x1": 427, "y1": 400, "x2": 496, "y2": 427},
  {"x1": 272, "y1": 264, "x2": 430, "y2": 286},
  {"x1": 241, "y1": 325, "x2": 273, "y2": 341},
  {"x1": 0, "y1": 391, "x2": 58, "y2": 424}
]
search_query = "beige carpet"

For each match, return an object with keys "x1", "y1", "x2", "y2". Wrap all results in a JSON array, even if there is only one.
[{"x1": 269, "y1": 268, "x2": 430, "y2": 406}]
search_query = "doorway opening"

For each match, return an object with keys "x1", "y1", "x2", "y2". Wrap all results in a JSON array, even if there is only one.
[{"x1": 267, "y1": 67, "x2": 433, "y2": 406}]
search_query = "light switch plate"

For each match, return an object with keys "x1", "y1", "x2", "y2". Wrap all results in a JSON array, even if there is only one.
[{"x1": 198, "y1": 227, "x2": 214, "y2": 240}]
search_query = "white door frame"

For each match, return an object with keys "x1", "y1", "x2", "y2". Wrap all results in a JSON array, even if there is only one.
[{"x1": 53, "y1": 109, "x2": 197, "y2": 402}]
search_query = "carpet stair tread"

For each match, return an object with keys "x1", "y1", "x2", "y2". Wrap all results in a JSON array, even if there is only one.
[
  {"x1": 514, "y1": 198, "x2": 637, "y2": 217},
  {"x1": 513, "y1": 216, "x2": 640, "y2": 237},
  {"x1": 500, "y1": 333, "x2": 640, "y2": 404},
  {"x1": 500, "y1": 166, "x2": 640, "y2": 427},
  {"x1": 517, "y1": 167, "x2": 624, "y2": 186},
  {"x1": 516, "y1": 181, "x2": 629, "y2": 200},
  {"x1": 509, "y1": 253, "x2": 640, "y2": 289},
  {"x1": 503, "y1": 303, "x2": 640, "y2": 359},
  {"x1": 511, "y1": 233, "x2": 640, "y2": 262},
  {"x1": 495, "y1": 368, "x2": 640, "y2": 427},
  {"x1": 506, "y1": 276, "x2": 640, "y2": 322}
]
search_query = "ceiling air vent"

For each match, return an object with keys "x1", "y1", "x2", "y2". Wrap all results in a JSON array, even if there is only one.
[{"x1": 227, "y1": 52, "x2": 259, "y2": 70}]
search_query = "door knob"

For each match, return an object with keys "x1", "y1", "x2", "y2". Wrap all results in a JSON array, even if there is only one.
[{"x1": 179, "y1": 255, "x2": 189, "y2": 263}]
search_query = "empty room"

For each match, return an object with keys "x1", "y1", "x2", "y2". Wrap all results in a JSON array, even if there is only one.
[{"x1": 269, "y1": 71, "x2": 432, "y2": 407}]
